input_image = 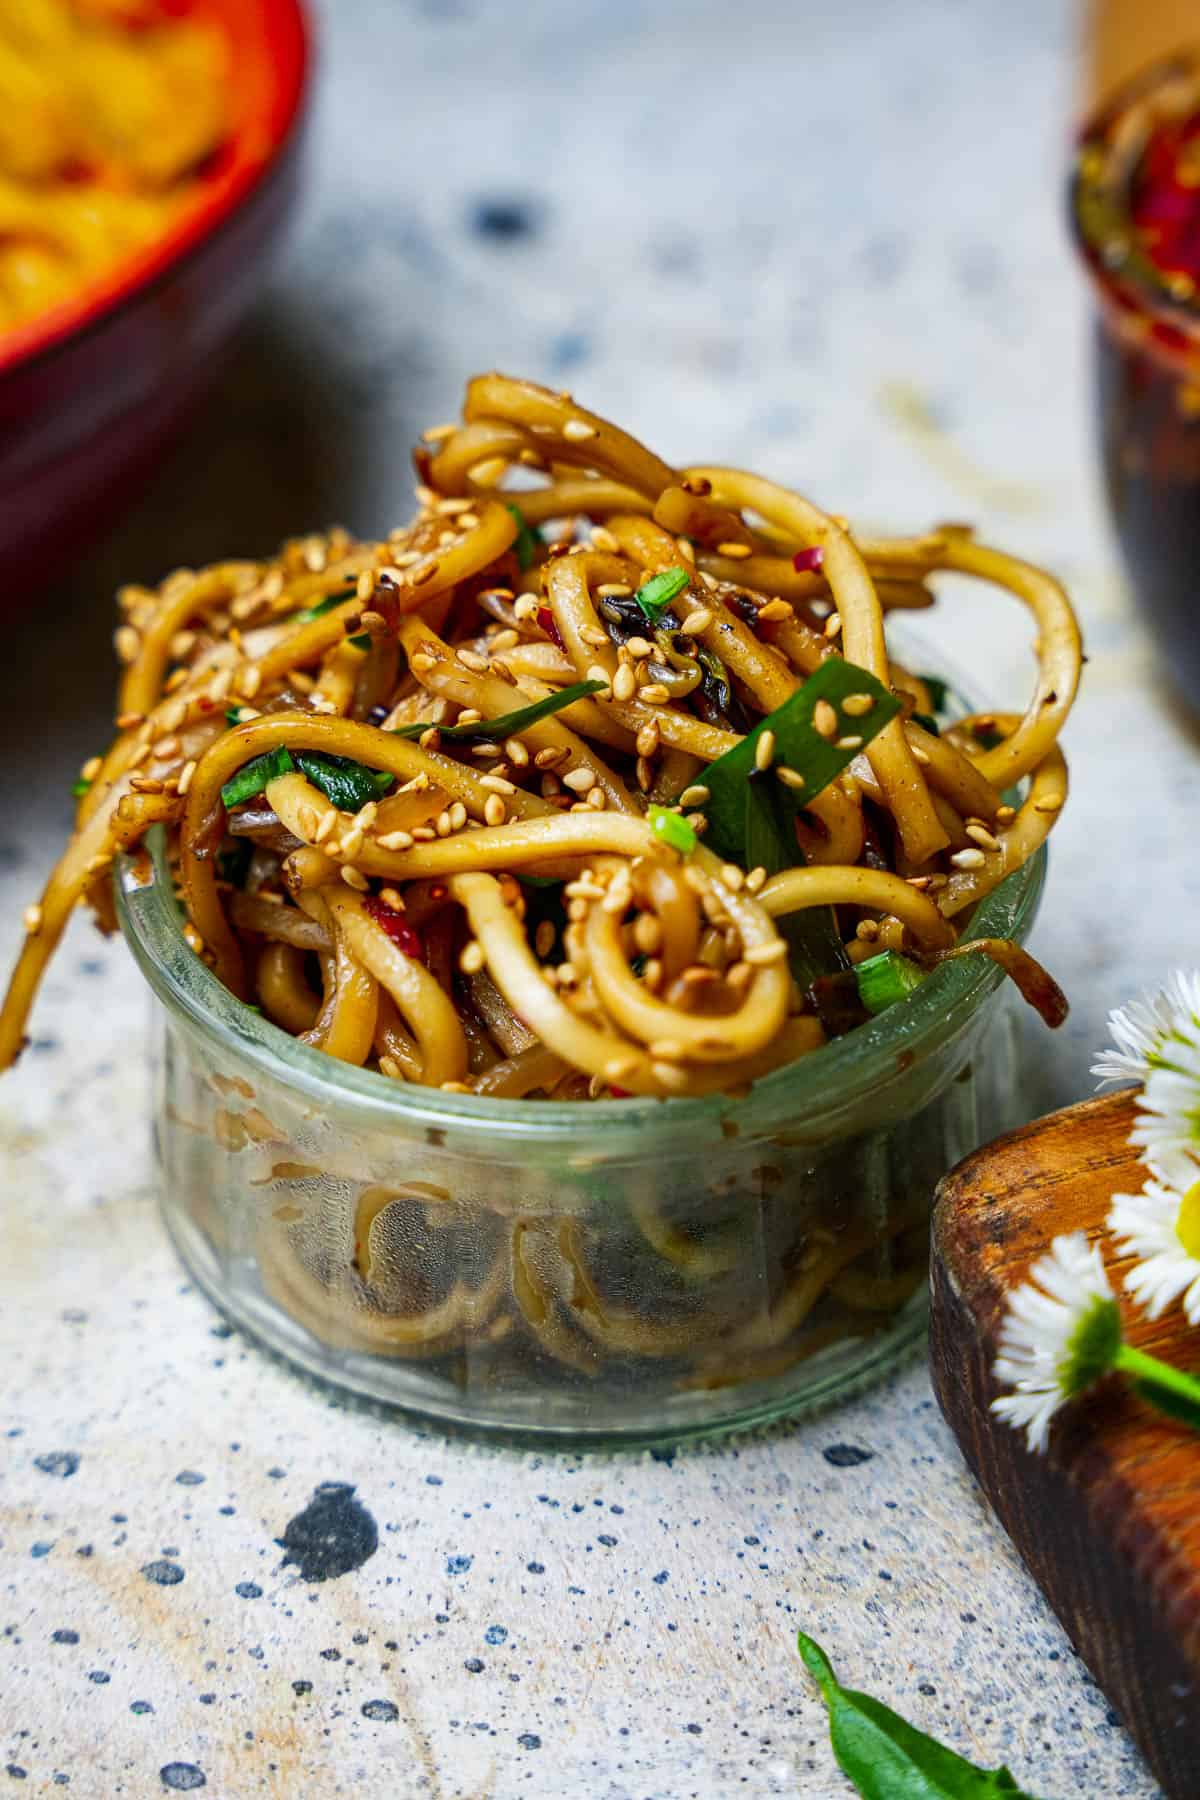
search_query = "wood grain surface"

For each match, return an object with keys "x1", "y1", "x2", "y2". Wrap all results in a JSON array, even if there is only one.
[{"x1": 930, "y1": 1090, "x2": 1199, "y2": 1800}]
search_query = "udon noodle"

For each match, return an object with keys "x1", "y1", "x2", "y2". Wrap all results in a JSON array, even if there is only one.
[{"x1": 1, "y1": 372, "x2": 1078, "y2": 1103}]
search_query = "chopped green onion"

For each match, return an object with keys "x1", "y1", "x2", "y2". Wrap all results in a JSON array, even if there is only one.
[
  {"x1": 912, "y1": 711, "x2": 941, "y2": 737},
  {"x1": 648, "y1": 805, "x2": 697, "y2": 856},
  {"x1": 225, "y1": 705, "x2": 255, "y2": 726},
  {"x1": 916, "y1": 673, "x2": 951, "y2": 713},
  {"x1": 634, "y1": 566, "x2": 691, "y2": 624},
  {"x1": 391, "y1": 678, "x2": 606, "y2": 743},
  {"x1": 854, "y1": 950, "x2": 926, "y2": 1015},
  {"x1": 348, "y1": 633, "x2": 373, "y2": 651},
  {"x1": 294, "y1": 752, "x2": 394, "y2": 812},
  {"x1": 220, "y1": 747, "x2": 296, "y2": 809},
  {"x1": 294, "y1": 587, "x2": 356, "y2": 625},
  {"x1": 71, "y1": 777, "x2": 91, "y2": 798},
  {"x1": 506, "y1": 504, "x2": 542, "y2": 571}
]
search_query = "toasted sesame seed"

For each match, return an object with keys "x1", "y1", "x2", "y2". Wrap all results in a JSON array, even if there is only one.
[
  {"x1": 587, "y1": 786, "x2": 607, "y2": 810},
  {"x1": 757, "y1": 599, "x2": 793, "y2": 623},
  {"x1": 635, "y1": 757, "x2": 654, "y2": 791},
  {"x1": 22, "y1": 903, "x2": 43, "y2": 936},
  {"x1": 423, "y1": 422, "x2": 457, "y2": 442},
  {"x1": 238, "y1": 666, "x2": 263, "y2": 700},
  {"x1": 513, "y1": 595, "x2": 539, "y2": 623},
  {"x1": 813, "y1": 700, "x2": 838, "y2": 739},
  {"x1": 356, "y1": 801, "x2": 379, "y2": 830},
  {"x1": 341, "y1": 824, "x2": 366, "y2": 860},
  {"x1": 411, "y1": 825, "x2": 437, "y2": 842},
  {"x1": 562, "y1": 766, "x2": 597, "y2": 794},
  {"x1": 419, "y1": 728, "x2": 441, "y2": 751},
  {"x1": 823, "y1": 612, "x2": 842, "y2": 639},
  {"x1": 456, "y1": 648, "x2": 489, "y2": 674},
  {"x1": 634, "y1": 721, "x2": 660, "y2": 759},
  {"x1": 639, "y1": 683, "x2": 670, "y2": 706},
  {"x1": 995, "y1": 804, "x2": 1017, "y2": 824},
  {"x1": 562, "y1": 418, "x2": 597, "y2": 442},
  {"x1": 906, "y1": 875, "x2": 933, "y2": 890},
  {"x1": 176, "y1": 760, "x2": 197, "y2": 797},
  {"x1": 680, "y1": 607, "x2": 714, "y2": 636},
  {"x1": 1034, "y1": 794, "x2": 1064, "y2": 814},
  {"x1": 81, "y1": 755, "x2": 103, "y2": 782},
  {"x1": 460, "y1": 940, "x2": 487, "y2": 974},
  {"x1": 130, "y1": 775, "x2": 164, "y2": 794},
  {"x1": 754, "y1": 729, "x2": 776, "y2": 771},
  {"x1": 114, "y1": 625, "x2": 141, "y2": 664},
  {"x1": 152, "y1": 734, "x2": 181, "y2": 760},
  {"x1": 448, "y1": 801, "x2": 468, "y2": 831},
  {"x1": 557, "y1": 961, "x2": 579, "y2": 987},
  {"x1": 585, "y1": 664, "x2": 612, "y2": 691},
  {"x1": 341, "y1": 866, "x2": 370, "y2": 891},
  {"x1": 649, "y1": 1038, "x2": 687, "y2": 1061},
  {"x1": 717, "y1": 541, "x2": 751, "y2": 559},
  {"x1": 313, "y1": 809, "x2": 338, "y2": 844},
  {"x1": 834, "y1": 734, "x2": 864, "y2": 750},
  {"x1": 910, "y1": 743, "x2": 931, "y2": 765},
  {"x1": 468, "y1": 456, "x2": 507, "y2": 486},
  {"x1": 589, "y1": 527, "x2": 621, "y2": 554},
  {"x1": 534, "y1": 920, "x2": 557, "y2": 958},
  {"x1": 412, "y1": 562, "x2": 439, "y2": 588},
  {"x1": 745, "y1": 866, "x2": 767, "y2": 893},
  {"x1": 856, "y1": 919, "x2": 880, "y2": 941},
  {"x1": 675, "y1": 537, "x2": 696, "y2": 565},
  {"x1": 580, "y1": 624, "x2": 609, "y2": 648},
  {"x1": 596, "y1": 582, "x2": 633, "y2": 598},
  {"x1": 376, "y1": 829, "x2": 414, "y2": 851},
  {"x1": 744, "y1": 939, "x2": 788, "y2": 966},
  {"x1": 965, "y1": 823, "x2": 1001, "y2": 851},
  {"x1": 456, "y1": 708, "x2": 484, "y2": 727},
  {"x1": 610, "y1": 663, "x2": 636, "y2": 702},
  {"x1": 775, "y1": 765, "x2": 807, "y2": 791},
  {"x1": 949, "y1": 847, "x2": 987, "y2": 870},
  {"x1": 679, "y1": 784, "x2": 711, "y2": 808},
  {"x1": 484, "y1": 794, "x2": 507, "y2": 825},
  {"x1": 719, "y1": 864, "x2": 745, "y2": 890},
  {"x1": 604, "y1": 1055, "x2": 639, "y2": 1084},
  {"x1": 479, "y1": 773, "x2": 517, "y2": 795}
]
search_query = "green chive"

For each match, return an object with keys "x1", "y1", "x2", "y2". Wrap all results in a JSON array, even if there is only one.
[
  {"x1": 854, "y1": 950, "x2": 926, "y2": 1015},
  {"x1": 507, "y1": 504, "x2": 542, "y2": 571},
  {"x1": 348, "y1": 633, "x2": 373, "y2": 651},
  {"x1": 648, "y1": 805, "x2": 697, "y2": 856},
  {"x1": 391, "y1": 679, "x2": 606, "y2": 744},
  {"x1": 293, "y1": 587, "x2": 356, "y2": 625},
  {"x1": 294, "y1": 751, "x2": 394, "y2": 812},
  {"x1": 634, "y1": 566, "x2": 691, "y2": 624},
  {"x1": 71, "y1": 777, "x2": 92, "y2": 798},
  {"x1": 220, "y1": 747, "x2": 296, "y2": 809}
]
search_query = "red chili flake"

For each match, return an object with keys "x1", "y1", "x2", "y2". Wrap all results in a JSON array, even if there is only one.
[
  {"x1": 792, "y1": 547, "x2": 824, "y2": 574},
  {"x1": 608, "y1": 1085, "x2": 632, "y2": 1099},
  {"x1": 362, "y1": 895, "x2": 424, "y2": 961},
  {"x1": 537, "y1": 606, "x2": 565, "y2": 650}
]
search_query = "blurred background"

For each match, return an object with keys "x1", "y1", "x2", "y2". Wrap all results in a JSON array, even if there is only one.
[{"x1": 3, "y1": 0, "x2": 1200, "y2": 1106}]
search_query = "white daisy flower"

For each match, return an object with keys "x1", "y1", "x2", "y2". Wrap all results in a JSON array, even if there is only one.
[
  {"x1": 990, "y1": 1232, "x2": 1121, "y2": 1453},
  {"x1": 1092, "y1": 969, "x2": 1200, "y2": 1088},
  {"x1": 1108, "y1": 1175, "x2": 1200, "y2": 1325},
  {"x1": 1130, "y1": 1065, "x2": 1200, "y2": 1182}
]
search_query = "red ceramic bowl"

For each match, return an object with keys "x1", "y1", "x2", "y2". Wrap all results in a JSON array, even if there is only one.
[{"x1": 0, "y1": 0, "x2": 312, "y2": 597}]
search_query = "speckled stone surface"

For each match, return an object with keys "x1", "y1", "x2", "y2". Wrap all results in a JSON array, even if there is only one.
[{"x1": 0, "y1": 1, "x2": 1187, "y2": 1793}]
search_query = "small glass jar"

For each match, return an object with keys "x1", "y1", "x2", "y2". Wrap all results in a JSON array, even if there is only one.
[
  {"x1": 116, "y1": 834, "x2": 1045, "y2": 1444},
  {"x1": 1072, "y1": 51, "x2": 1200, "y2": 714}
]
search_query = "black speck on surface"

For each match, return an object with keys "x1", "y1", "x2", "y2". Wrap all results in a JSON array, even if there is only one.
[
  {"x1": 649, "y1": 1448, "x2": 674, "y2": 1465},
  {"x1": 141, "y1": 1561, "x2": 185, "y2": 1587},
  {"x1": 33, "y1": 1452, "x2": 79, "y2": 1479},
  {"x1": 175, "y1": 1471, "x2": 205, "y2": 1487},
  {"x1": 277, "y1": 1483, "x2": 377, "y2": 1582},
  {"x1": 88, "y1": 1671, "x2": 110, "y2": 1685},
  {"x1": 5, "y1": 1767, "x2": 27, "y2": 1780},
  {"x1": 464, "y1": 1658, "x2": 484, "y2": 1674},
  {"x1": 51, "y1": 1629, "x2": 79, "y2": 1644},
  {"x1": 919, "y1": 1682, "x2": 937, "y2": 1697},
  {"x1": 526, "y1": 1562, "x2": 544, "y2": 1575},
  {"x1": 517, "y1": 1733, "x2": 541, "y2": 1750},
  {"x1": 822, "y1": 1444, "x2": 874, "y2": 1468},
  {"x1": 319, "y1": 1648, "x2": 341, "y2": 1662},
  {"x1": 266, "y1": 1467, "x2": 286, "y2": 1480},
  {"x1": 235, "y1": 1583, "x2": 262, "y2": 1600},
  {"x1": 685, "y1": 1723, "x2": 703, "y2": 1735},
  {"x1": 468, "y1": 196, "x2": 541, "y2": 242},
  {"x1": 160, "y1": 1765, "x2": 206, "y2": 1791},
  {"x1": 361, "y1": 1700, "x2": 398, "y2": 1722},
  {"x1": 291, "y1": 1681, "x2": 313, "y2": 1697},
  {"x1": 130, "y1": 1702, "x2": 153, "y2": 1716}
]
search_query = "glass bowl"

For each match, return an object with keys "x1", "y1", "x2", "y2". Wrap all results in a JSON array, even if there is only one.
[{"x1": 115, "y1": 830, "x2": 1046, "y2": 1445}]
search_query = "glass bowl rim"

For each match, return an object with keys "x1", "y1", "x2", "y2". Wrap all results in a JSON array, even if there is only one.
[
  {"x1": 1069, "y1": 48, "x2": 1200, "y2": 337},
  {"x1": 115, "y1": 828, "x2": 1047, "y2": 1149}
]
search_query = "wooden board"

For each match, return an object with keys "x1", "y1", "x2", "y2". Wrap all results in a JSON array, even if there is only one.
[{"x1": 930, "y1": 1090, "x2": 1200, "y2": 1800}]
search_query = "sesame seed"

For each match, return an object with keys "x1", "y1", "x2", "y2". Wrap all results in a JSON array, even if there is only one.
[
  {"x1": 460, "y1": 940, "x2": 486, "y2": 974},
  {"x1": 649, "y1": 1038, "x2": 687, "y2": 1061},
  {"x1": 856, "y1": 919, "x2": 880, "y2": 941},
  {"x1": 612, "y1": 664, "x2": 636, "y2": 702},
  {"x1": 411, "y1": 826, "x2": 436, "y2": 842},
  {"x1": 341, "y1": 866, "x2": 370, "y2": 891},
  {"x1": 627, "y1": 636, "x2": 653, "y2": 660},
  {"x1": 457, "y1": 648, "x2": 490, "y2": 673},
  {"x1": 412, "y1": 562, "x2": 439, "y2": 587},
  {"x1": 596, "y1": 582, "x2": 633, "y2": 598},
  {"x1": 377, "y1": 829, "x2": 414, "y2": 850},
  {"x1": 410, "y1": 651, "x2": 437, "y2": 674},
  {"x1": 834, "y1": 734, "x2": 864, "y2": 750},
  {"x1": 745, "y1": 867, "x2": 767, "y2": 893},
  {"x1": 719, "y1": 864, "x2": 745, "y2": 890},
  {"x1": 965, "y1": 823, "x2": 1001, "y2": 851},
  {"x1": 534, "y1": 746, "x2": 570, "y2": 770},
  {"x1": 1034, "y1": 794, "x2": 1064, "y2": 814},
  {"x1": 81, "y1": 756, "x2": 103, "y2": 781},
  {"x1": 949, "y1": 847, "x2": 987, "y2": 870},
  {"x1": 580, "y1": 625, "x2": 609, "y2": 648},
  {"x1": 675, "y1": 537, "x2": 696, "y2": 564},
  {"x1": 341, "y1": 825, "x2": 366, "y2": 860},
  {"x1": 22, "y1": 903, "x2": 43, "y2": 936},
  {"x1": 130, "y1": 775, "x2": 164, "y2": 794},
  {"x1": 743, "y1": 939, "x2": 788, "y2": 966},
  {"x1": 679, "y1": 784, "x2": 711, "y2": 808},
  {"x1": 563, "y1": 766, "x2": 597, "y2": 794},
  {"x1": 177, "y1": 760, "x2": 197, "y2": 797},
  {"x1": 238, "y1": 666, "x2": 263, "y2": 700},
  {"x1": 813, "y1": 700, "x2": 838, "y2": 739},
  {"x1": 480, "y1": 773, "x2": 517, "y2": 795},
  {"x1": 841, "y1": 693, "x2": 875, "y2": 716},
  {"x1": 995, "y1": 804, "x2": 1017, "y2": 824},
  {"x1": 680, "y1": 608, "x2": 714, "y2": 636},
  {"x1": 314, "y1": 810, "x2": 338, "y2": 843},
  {"x1": 116, "y1": 711, "x2": 145, "y2": 731},
  {"x1": 776, "y1": 766, "x2": 806, "y2": 791},
  {"x1": 468, "y1": 457, "x2": 507, "y2": 487},
  {"x1": 635, "y1": 757, "x2": 654, "y2": 791},
  {"x1": 114, "y1": 625, "x2": 140, "y2": 664},
  {"x1": 587, "y1": 786, "x2": 607, "y2": 810},
  {"x1": 823, "y1": 612, "x2": 842, "y2": 639},
  {"x1": 513, "y1": 595, "x2": 539, "y2": 623},
  {"x1": 448, "y1": 801, "x2": 468, "y2": 831},
  {"x1": 757, "y1": 599, "x2": 793, "y2": 623},
  {"x1": 910, "y1": 743, "x2": 931, "y2": 765},
  {"x1": 562, "y1": 418, "x2": 597, "y2": 442},
  {"x1": 754, "y1": 729, "x2": 776, "y2": 771},
  {"x1": 484, "y1": 794, "x2": 507, "y2": 825},
  {"x1": 535, "y1": 921, "x2": 557, "y2": 959},
  {"x1": 585, "y1": 664, "x2": 611, "y2": 691},
  {"x1": 639, "y1": 683, "x2": 670, "y2": 705},
  {"x1": 717, "y1": 541, "x2": 751, "y2": 559},
  {"x1": 635, "y1": 722, "x2": 660, "y2": 758}
]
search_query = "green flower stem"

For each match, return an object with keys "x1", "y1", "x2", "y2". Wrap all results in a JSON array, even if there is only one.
[{"x1": 1114, "y1": 1343, "x2": 1200, "y2": 1410}]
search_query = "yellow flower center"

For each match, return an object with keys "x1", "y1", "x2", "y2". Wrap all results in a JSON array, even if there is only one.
[{"x1": 1178, "y1": 1181, "x2": 1200, "y2": 1259}]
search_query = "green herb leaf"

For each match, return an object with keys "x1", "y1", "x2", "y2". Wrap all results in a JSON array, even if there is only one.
[
  {"x1": 294, "y1": 587, "x2": 357, "y2": 625},
  {"x1": 220, "y1": 747, "x2": 296, "y2": 809},
  {"x1": 216, "y1": 838, "x2": 254, "y2": 889},
  {"x1": 507, "y1": 504, "x2": 542, "y2": 571},
  {"x1": 916, "y1": 673, "x2": 951, "y2": 714},
  {"x1": 72, "y1": 777, "x2": 92, "y2": 798},
  {"x1": 391, "y1": 679, "x2": 606, "y2": 743},
  {"x1": 348, "y1": 633, "x2": 373, "y2": 651},
  {"x1": 226, "y1": 705, "x2": 255, "y2": 726},
  {"x1": 700, "y1": 660, "x2": 901, "y2": 876},
  {"x1": 854, "y1": 951, "x2": 926, "y2": 1015},
  {"x1": 294, "y1": 751, "x2": 395, "y2": 812},
  {"x1": 912, "y1": 712, "x2": 941, "y2": 738},
  {"x1": 798, "y1": 1631, "x2": 1042, "y2": 1799},
  {"x1": 635, "y1": 566, "x2": 691, "y2": 623}
]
